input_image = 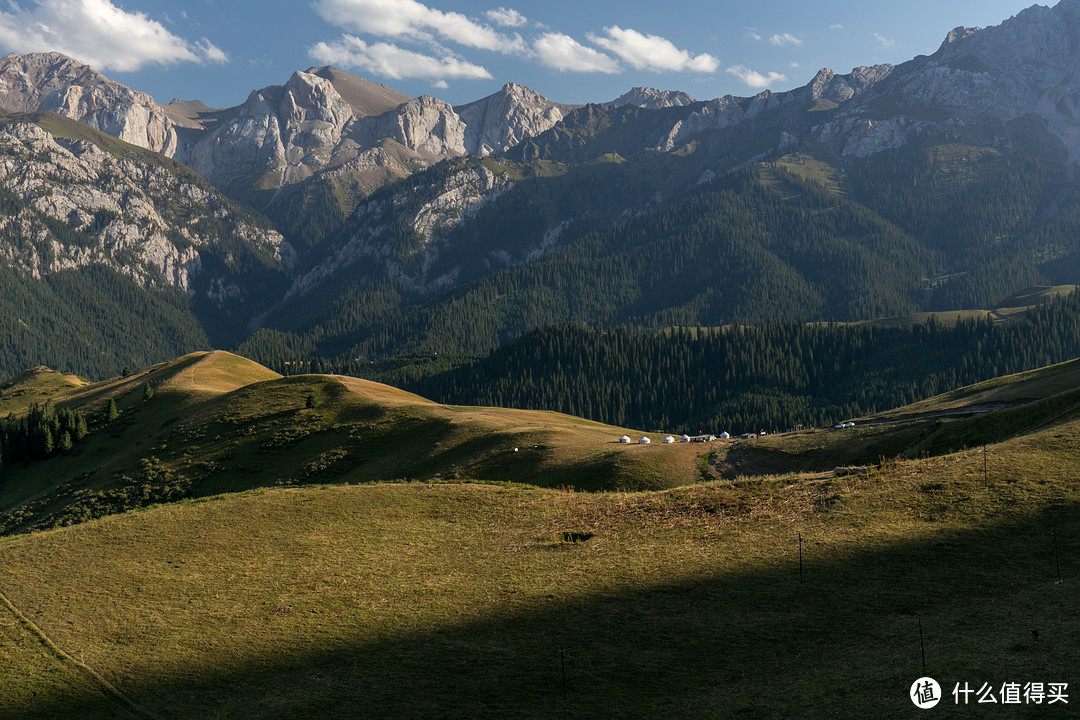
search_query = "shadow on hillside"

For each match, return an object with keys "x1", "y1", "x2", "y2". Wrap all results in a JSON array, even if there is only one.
[{"x1": 18, "y1": 508, "x2": 1079, "y2": 720}]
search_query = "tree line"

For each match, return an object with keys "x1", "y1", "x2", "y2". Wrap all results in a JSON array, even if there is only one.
[
  {"x1": 0, "y1": 400, "x2": 88, "y2": 469},
  {"x1": 268, "y1": 290, "x2": 1080, "y2": 434}
]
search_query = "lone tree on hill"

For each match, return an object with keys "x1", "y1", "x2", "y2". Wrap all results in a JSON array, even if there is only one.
[
  {"x1": 142, "y1": 382, "x2": 154, "y2": 401},
  {"x1": 105, "y1": 398, "x2": 119, "y2": 423}
]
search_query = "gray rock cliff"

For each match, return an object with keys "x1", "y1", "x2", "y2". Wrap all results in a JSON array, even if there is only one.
[
  {"x1": 456, "y1": 83, "x2": 568, "y2": 156},
  {"x1": 0, "y1": 118, "x2": 291, "y2": 305},
  {"x1": 0, "y1": 52, "x2": 178, "y2": 155}
]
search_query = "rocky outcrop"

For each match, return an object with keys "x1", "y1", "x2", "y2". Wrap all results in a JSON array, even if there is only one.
[
  {"x1": 457, "y1": 83, "x2": 568, "y2": 156},
  {"x1": 654, "y1": 90, "x2": 799, "y2": 152},
  {"x1": 0, "y1": 52, "x2": 178, "y2": 154},
  {"x1": 356, "y1": 95, "x2": 468, "y2": 157},
  {"x1": 179, "y1": 69, "x2": 356, "y2": 188},
  {"x1": 284, "y1": 162, "x2": 514, "y2": 298},
  {"x1": 609, "y1": 87, "x2": 695, "y2": 110},
  {"x1": 0, "y1": 118, "x2": 291, "y2": 302},
  {"x1": 807, "y1": 66, "x2": 893, "y2": 105}
]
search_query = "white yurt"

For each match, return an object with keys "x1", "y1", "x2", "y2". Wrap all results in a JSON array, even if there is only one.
[
  {"x1": 662, "y1": 436, "x2": 675, "y2": 444},
  {"x1": 618, "y1": 435, "x2": 632, "y2": 444},
  {"x1": 681, "y1": 434, "x2": 691, "y2": 443},
  {"x1": 719, "y1": 431, "x2": 731, "y2": 439},
  {"x1": 638, "y1": 436, "x2": 651, "y2": 444}
]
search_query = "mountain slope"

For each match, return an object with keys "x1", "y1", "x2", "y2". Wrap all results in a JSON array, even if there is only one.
[
  {"x1": 7, "y1": 3, "x2": 1080, "y2": 380},
  {"x1": 0, "y1": 109, "x2": 294, "y2": 357},
  {"x1": 0, "y1": 51, "x2": 178, "y2": 154}
]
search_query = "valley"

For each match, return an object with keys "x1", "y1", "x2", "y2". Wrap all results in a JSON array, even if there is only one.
[{"x1": 2, "y1": 2, "x2": 1080, "y2": 716}]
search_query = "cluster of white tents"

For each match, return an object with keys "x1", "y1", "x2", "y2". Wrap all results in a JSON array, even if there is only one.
[{"x1": 618, "y1": 432, "x2": 731, "y2": 445}]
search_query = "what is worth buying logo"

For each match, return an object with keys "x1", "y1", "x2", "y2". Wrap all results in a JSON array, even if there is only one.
[
  {"x1": 911, "y1": 677, "x2": 942, "y2": 709},
  {"x1": 911, "y1": 677, "x2": 1069, "y2": 708}
]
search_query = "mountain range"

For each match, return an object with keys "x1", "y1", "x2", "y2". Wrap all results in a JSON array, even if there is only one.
[{"x1": 4, "y1": 1, "x2": 1080, "y2": 377}]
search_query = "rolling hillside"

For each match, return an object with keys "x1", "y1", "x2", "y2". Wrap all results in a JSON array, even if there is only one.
[
  {"x1": 716, "y1": 354, "x2": 1080, "y2": 479},
  {"x1": 0, "y1": 351, "x2": 717, "y2": 536},
  {"x1": 0, "y1": 353, "x2": 1077, "y2": 717}
]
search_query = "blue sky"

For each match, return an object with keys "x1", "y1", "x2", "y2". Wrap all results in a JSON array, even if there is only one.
[{"x1": 0, "y1": 0, "x2": 1041, "y2": 108}]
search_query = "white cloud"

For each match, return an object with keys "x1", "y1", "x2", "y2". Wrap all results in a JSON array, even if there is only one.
[
  {"x1": 0, "y1": 0, "x2": 226, "y2": 71},
  {"x1": 312, "y1": 0, "x2": 525, "y2": 55},
  {"x1": 533, "y1": 32, "x2": 620, "y2": 73},
  {"x1": 726, "y1": 65, "x2": 787, "y2": 89},
  {"x1": 588, "y1": 26, "x2": 717, "y2": 73},
  {"x1": 745, "y1": 28, "x2": 763, "y2": 41},
  {"x1": 769, "y1": 33, "x2": 802, "y2": 47},
  {"x1": 309, "y1": 35, "x2": 492, "y2": 80},
  {"x1": 486, "y1": 7, "x2": 526, "y2": 28},
  {"x1": 194, "y1": 38, "x2": 228, "y2": 65},
  {"x1": 831, "y1": 24, "x2": 844, "y2": 30},
  {"x1": 873, "y1": 32, "x2": 895, "y2": 48}
]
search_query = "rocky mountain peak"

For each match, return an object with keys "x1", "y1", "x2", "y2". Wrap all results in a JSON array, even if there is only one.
[
  {"x1": 177, "y1": 70, "x2": 355, "y2": 189},
  {"x1": 934, "y1": 0, "x2": 1080, "y2": 75},
  {"x1": 609, "y1": 87, "x2": 696, "y2": 110},
  {"x1": 0, "y1": 51, "x2": 178, "y2": 154},
  {"x1": 361, "y1": 95, "x2": 467, "y2": 157},
  {"x1": 304, "y1": 65, "x2": 411, "y2": 118},
  {"x1": 0, "y1": 52, "x2": 106, "y2": 111},
  {"x1": 280, "y1": 70, "x2": 354, "y2": 129},
  {"x1": 805, "y1": 0, "x2": 1080, "y2": 160},
  {"x1": 808, "y1": 65, "x2": 893, "y2": 105},
  {"x1": 456, "y1": 82, "x2": 565, "y2": 156}
]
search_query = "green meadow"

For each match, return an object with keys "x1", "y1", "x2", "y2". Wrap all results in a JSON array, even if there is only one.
[{"x1": 0, "y1": 352, "x2": 1077, "y2": 718}]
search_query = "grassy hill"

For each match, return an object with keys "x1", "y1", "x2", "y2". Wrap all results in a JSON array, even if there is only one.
[
  {"x1": 0, "y1": 421, "x2": 1076, "y2": 718},
  {"x1": 0, "y1": 351, "x2": 715, "y2": 535},
  {"x1": 1, "y1": 352, "x2": 1078, "y2": 718},
  {"x1": 715, "y1": 355, "x2": 1080, "y2": 479}
]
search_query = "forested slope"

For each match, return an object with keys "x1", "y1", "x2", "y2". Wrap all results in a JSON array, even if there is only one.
[{"x1": 280, "y1": 288, "x2": 1080, "y2": 434}]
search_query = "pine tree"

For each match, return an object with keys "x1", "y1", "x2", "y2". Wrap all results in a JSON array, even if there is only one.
[
  {"x1": 143, "y1": 382, "x2": 154, "y2": 402},
  {"x1": 73, "y1": 413, "x2": 88, "y2": 441},
  {"x1": 40, "y1": 427, "x2": 53, "y2": 458},
  {"x1": 106, "y1": 398, "x2": 120, "y2": 423}
]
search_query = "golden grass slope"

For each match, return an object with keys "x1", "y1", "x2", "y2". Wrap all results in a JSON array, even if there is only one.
[
  {"x1": 0, "y1": 416, "x2": 1076, "y2": 718},
  {"x1": 718, "y1": 354, "x2": 1080, "y2": 479},
  {"x1": 0, "y1": 352, "x2": 721, "y2": 534},
  {"x1": 867, "y1": 355, "x2": 1080, "y2": 421},
  {"x1": 0, "y1": 367, "x2": 88, "y2": 416},
  {"x1": 2, "y1": 352, "x2": 1080, "y2": 716}
]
